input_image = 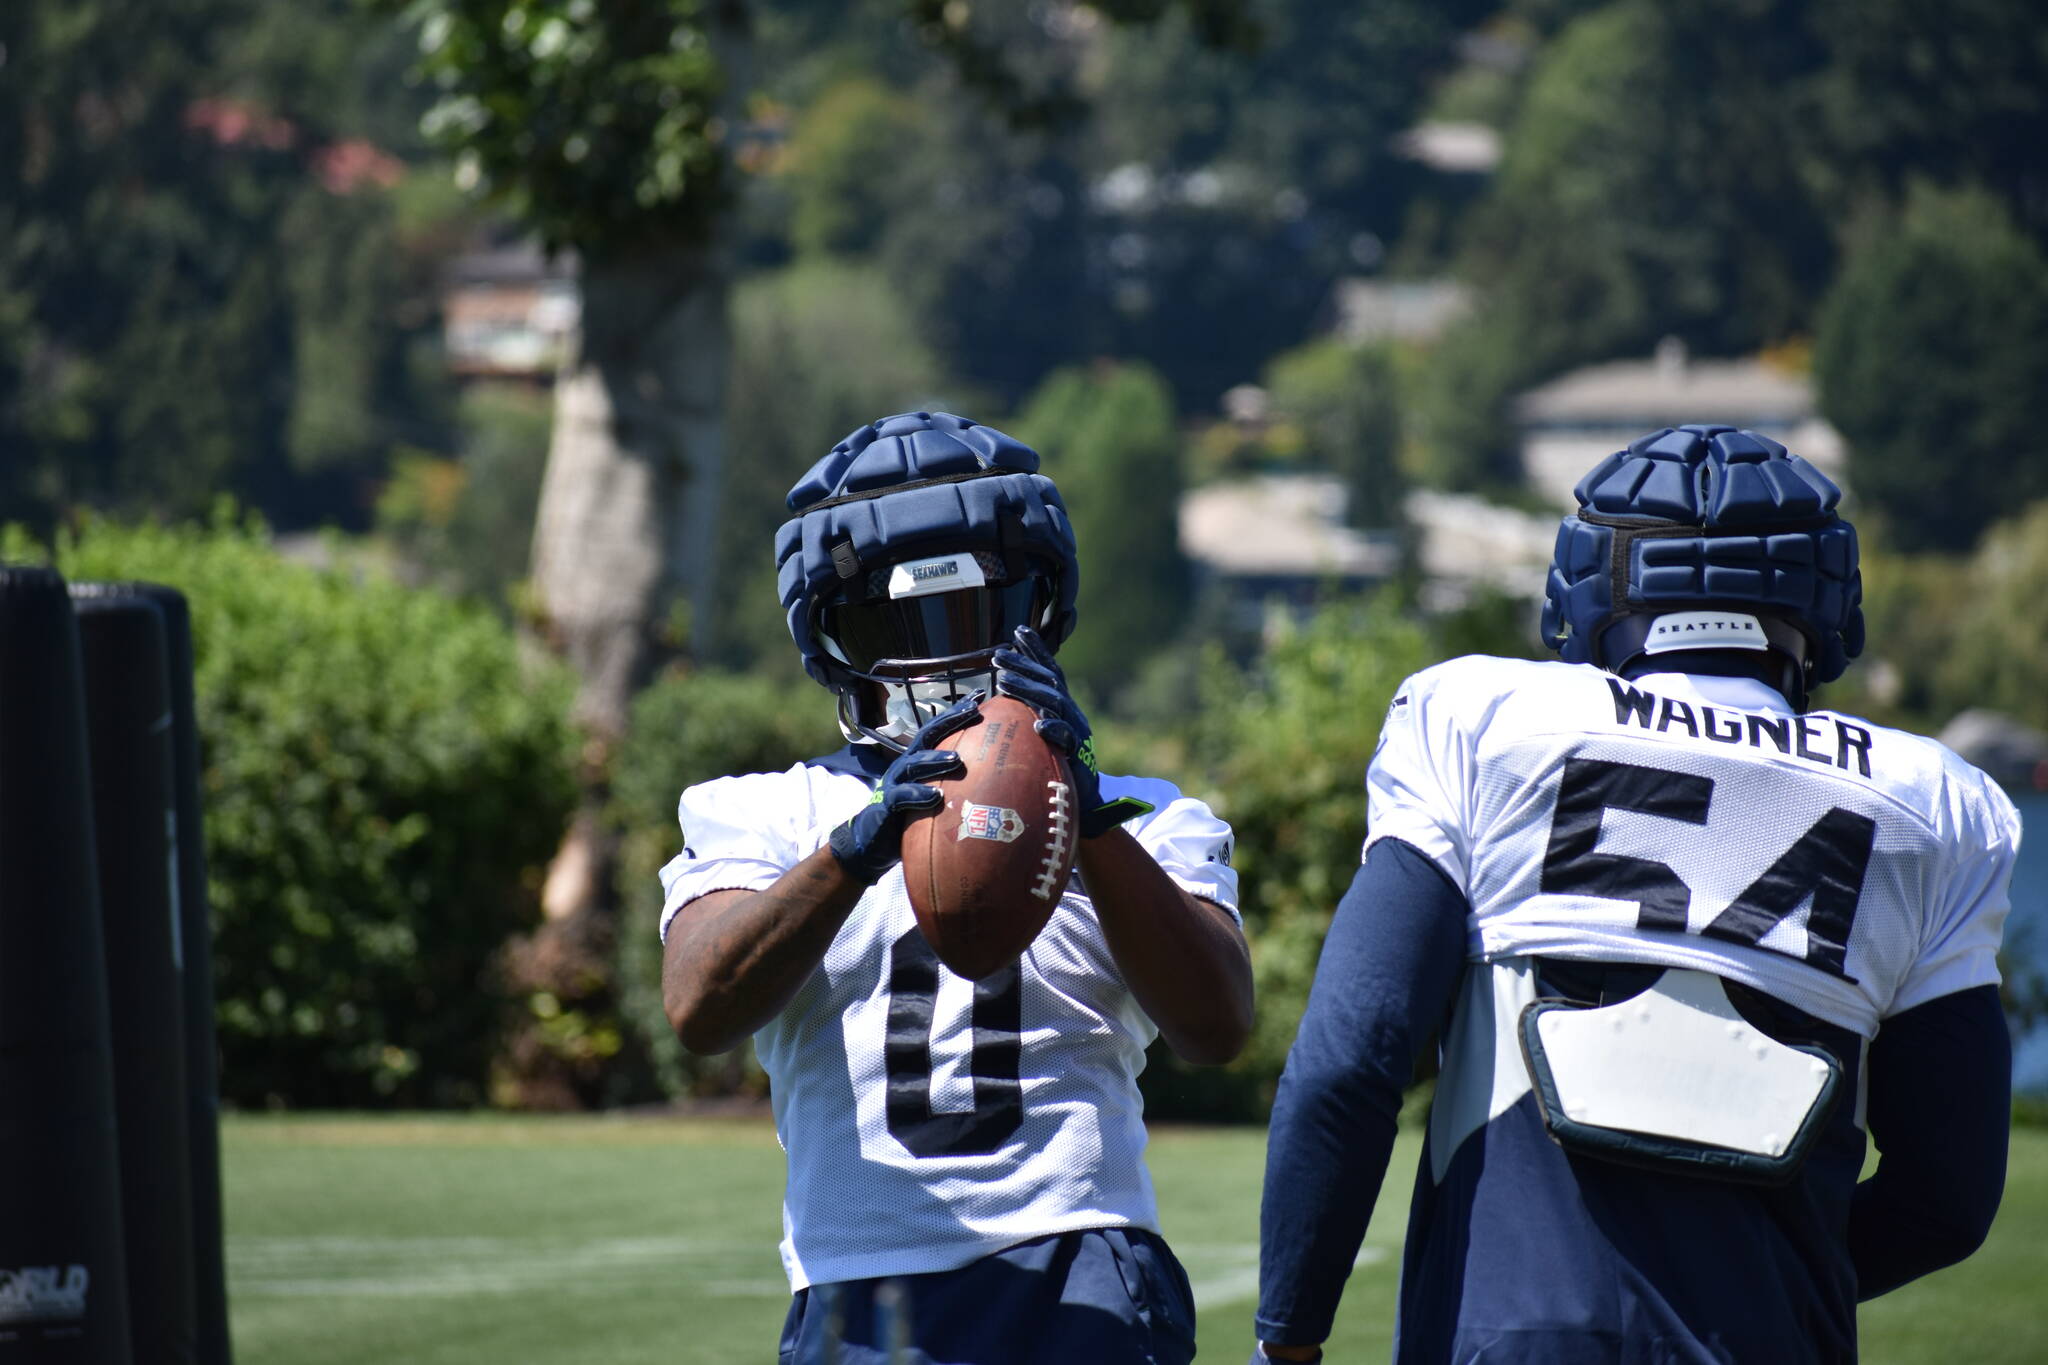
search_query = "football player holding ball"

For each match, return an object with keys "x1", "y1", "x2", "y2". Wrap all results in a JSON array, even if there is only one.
[{"x1": 660, "y1": 411, "x2": 1252, "y2": 1365}]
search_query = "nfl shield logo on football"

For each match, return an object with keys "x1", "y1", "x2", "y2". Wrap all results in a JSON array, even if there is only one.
[{"x1": 957, "y1": 801, "x2": 1026, "y2": 844}]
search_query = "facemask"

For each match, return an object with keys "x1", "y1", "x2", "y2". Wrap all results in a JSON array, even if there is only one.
[{"x1": 876, "y1": 672, "x2": 994, "y2": 742}]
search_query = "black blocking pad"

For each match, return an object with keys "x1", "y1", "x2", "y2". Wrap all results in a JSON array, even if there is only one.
[
  {"x1": 118, "y1": 583, "x2": 232, "y2": 1365},
  {"x1": 71, "y1": 586, "x2": 198, "y2": 1365},
  {"x1": 0, "y1": 566, "x2": 135, "y2": 1362}
]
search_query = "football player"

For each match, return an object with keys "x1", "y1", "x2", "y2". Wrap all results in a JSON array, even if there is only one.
[
  {"x1": 659, "y1": 412, "x2": 1253, "y2": 1364},
  {"x1": 1253, "y1": 426, "x2": 2020, "y2": 1363}
]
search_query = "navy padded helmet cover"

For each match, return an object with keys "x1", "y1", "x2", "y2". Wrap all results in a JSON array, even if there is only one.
[
  {"x1": 776, "y1": 412, "x2": 1080, "y2": 689},
  {"x1": 1540, "y1": 424, "x2": 1864, "y2": 683}
]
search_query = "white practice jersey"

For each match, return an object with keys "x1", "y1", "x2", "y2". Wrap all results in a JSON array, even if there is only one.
[
  {"x1": 657, "y1": 754, "x2": 1239, "y2": 1291},
  {"x1": 1366, "y1": 656, "x2": 2021, "y2": 1038}
]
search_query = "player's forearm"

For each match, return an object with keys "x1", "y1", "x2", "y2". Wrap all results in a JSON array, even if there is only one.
[
  {"x1": 1257, "y1": 842, "x2": 1469, "y2": 1345},
  {"x1": 661, "y1": 846, "x2": 870, "y2": 1055},
  {"x1": 1078, "y1": 825, "x2": 1252, "y2": 1065},
  {"x1": 1256, "y1": 1048, "x2": 1395, "y2": 1349},
  {"x1": 1850, "y1": 984, "x2": 2010, "y2": 1299}
]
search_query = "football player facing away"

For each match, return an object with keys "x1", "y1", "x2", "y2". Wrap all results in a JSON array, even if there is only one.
[
  {"x1": 660, "y1": 412, "x2": 1253, "y2": 1365},
  {"x1": 1254, "y1": 426, "x2": 2020, "y2": 1364}
]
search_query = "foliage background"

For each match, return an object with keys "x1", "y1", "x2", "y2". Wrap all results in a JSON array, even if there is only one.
[{"x1": 3, "y1": 513, "x2": 577, "y2": 1106}]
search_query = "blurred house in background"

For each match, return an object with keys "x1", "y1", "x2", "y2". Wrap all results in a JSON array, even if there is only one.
[
  {"x1": 1389, "y1": 121, "x2": 1503, "y2": 176},
  {"x1": 1404, "y1": 488, "x2": 1555, "y2": 614},
  {"x1": 442, "y1": 242, "x2": 579, "y2": 381},
  {"x1": 1939, "y1": 711, "x2": 2048, "y2": 794},
  {"x1": 1180, "y1": 474, "x2": 1401, "y2": 644},
  {"x1": 1515, "y1": 337, "x2": 1847, "y2": 509},
  {"x1": 1329, "y1": 278, "x2": 1472, "y2": 345}
]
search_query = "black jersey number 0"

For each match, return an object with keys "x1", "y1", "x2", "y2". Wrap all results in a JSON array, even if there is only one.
[
  {"x1": 883, "y1": 928, "x2": 1024, "y2": 1157},
  {"x1": 1540, "y1": 756, "x2": 1876, "y2": 980}
]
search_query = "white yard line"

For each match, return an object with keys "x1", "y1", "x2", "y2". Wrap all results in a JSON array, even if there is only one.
[{"x1": 1179, "y1": 1243, "x2": 1387, "y2": 1310}]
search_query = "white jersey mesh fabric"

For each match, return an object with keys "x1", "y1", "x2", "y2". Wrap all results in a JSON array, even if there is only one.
[
  {"x1": 1365, "y1": 656, "x2": 2021, "y2": 1038},
  {"x1": 658, "y1": 760, "x2": 1239, "y2": 1290}
]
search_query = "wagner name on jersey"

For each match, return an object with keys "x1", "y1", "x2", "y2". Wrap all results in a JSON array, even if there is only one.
[
  {"x1": 657, "y1": 755, "x2": 1239, "y2": 1291},
  {"x1": 1367, "y1": 654, "x2": 2020, "y2": 1042}
]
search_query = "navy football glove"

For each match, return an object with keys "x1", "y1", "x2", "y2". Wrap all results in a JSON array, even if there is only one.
[
  {"x1": 991, "y1": 626, "x2": 1151, "y2": 839},
  {"x1": 827, "y1": 695, "x2": 980, "y2": 883}
]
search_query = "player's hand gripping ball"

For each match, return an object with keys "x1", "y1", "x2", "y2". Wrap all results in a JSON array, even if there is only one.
[
  {"x1": 826, "y1": 696, "x2": 978, "y2": 884},
  {"x1": 993, "y1": 626, "x2": 1148, "y2": 838},
  {"x1": 899, "y1": 693, "x2": 1081, "y2": 980}
]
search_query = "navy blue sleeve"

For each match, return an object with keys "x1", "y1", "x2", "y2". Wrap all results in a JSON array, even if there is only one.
[
  {"x1": 1254, "y1": 838, "x2": 1469, "y2": 1346},
  {"x1": 1850, "y1": 982, "x2": 2010, "y2": 1300}
]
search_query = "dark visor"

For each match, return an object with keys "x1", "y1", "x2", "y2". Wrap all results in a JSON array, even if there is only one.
[{"x1": 821, "y1": 573, "x2": 1049, "y2": 675}]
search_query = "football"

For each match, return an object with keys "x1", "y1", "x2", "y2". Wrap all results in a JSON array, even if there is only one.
[{"x1": 900, "y1": 695, "x2": 1078, "y2": 980}]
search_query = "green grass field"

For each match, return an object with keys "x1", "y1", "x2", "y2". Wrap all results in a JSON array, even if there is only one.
[{"x1": 223, "y1": 1115, "x2": 2048, "y2": 1363}]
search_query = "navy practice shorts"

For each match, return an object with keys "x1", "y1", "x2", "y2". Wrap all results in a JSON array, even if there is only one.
[{"x1": 778, "y1": 1226, "x2": 1197, "y2": 1365}]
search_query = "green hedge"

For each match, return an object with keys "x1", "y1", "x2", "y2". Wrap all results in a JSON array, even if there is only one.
[
  {"x1": 7, "y1": 511, "x2": 577, "y2": 1106},
  {"x1": 1126, "y1": 595, "x2": 1434, "y2": 1119}
]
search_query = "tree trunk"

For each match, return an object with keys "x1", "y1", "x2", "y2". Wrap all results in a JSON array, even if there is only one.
[
  {"x1": 531, "y1": 244, "x2": 731, "y2": 748},
  {"x1": 504, "y1": 244, "x2": 731, "y2": 1106},
  {"x1": 505, "y1": 1, "x2": 750, "y2": 1110}
]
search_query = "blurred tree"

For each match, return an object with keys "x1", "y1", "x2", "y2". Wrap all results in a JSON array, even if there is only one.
[
  {"x1": 1406, "y1": 311, "x2": 1534, "y2": 492},
  {"x1": 743, "y1": 9, "x2": 1088, "y2": 405},
  {"x1": 1940, "y1": 501, "x2": 2048, "y2": 733},
  {"x1": 1076, "y1": 0, "x2": 1487, "y2": 408},
  {"x1": 1814, "y1": 186, "x2": 2048, "y2": 553},
  {"x1": 1013, "y1": 361, "x2": 1191, "y2": 701},
  {"x1": 406, "y1": 0, "x2": 745, "y2": 748},
  {"x1": 398, "y1": 5, "x2": 750, "y2": 1088},
  {"x1": 1, "y1": 0, "x2": 276, "y2": 524},
  {"x1": 1814, "y1": 546, "x2": 1955, "y2": 733},
  {"x1": 375, "y1": 383, "x2": 555, "y2": 605},
  {"x1": 0, "y1": 0, "x2": 449, "y2": 532},
  {"x1": 715, "y1": 261, "x2": 950, "y2": 669},
  {"x1": 1810, "y1": 0, "x2": 2048, "y2": 243},
  {"x1": 217, "y1": 0, "x2": 434, "y2": 158},
  {"x1": 872, "y1": 93, "x2": 1098, "y2": 406},
  {"x1": 1804, "y1": 503, "x2": 2048, "y2": 739},
  {"x1": 439, "y1": 384, "x2": 557, "y2": 602},
  {"x1": 1418, "y1": 0, "x2": 1833, "y2": 490},
  {"x1": 280, "y1": 187, "x2": 408, "y2": 477},
  {"x1": 376, "y1": 453, "x2": 468, "y2": 573},
  {"x1": 760, "y1": 3, "x2": 1477, "y2": 411},
  {"x1": 1263, "y1": 338, "x2": 1407, "y2": 530},
  {"x1": 786, "y1": 76, "x2": 924, "y2": 259},
  {"x1": 1432, "y1": 584, "x2": 1548, "y2": 663}
]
